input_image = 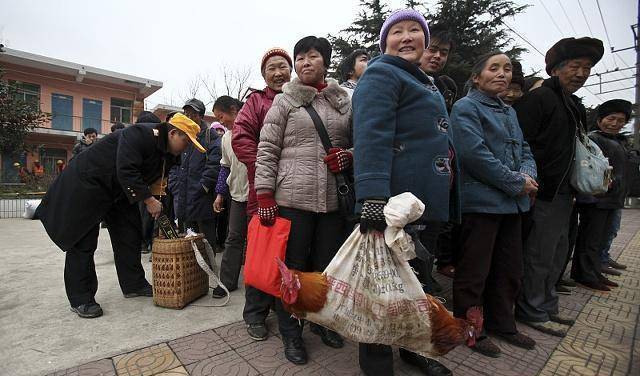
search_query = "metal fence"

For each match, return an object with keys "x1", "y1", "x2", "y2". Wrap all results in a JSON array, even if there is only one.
[{"x1": 0, "y1": 193, "x2": 44, "y2": 219}]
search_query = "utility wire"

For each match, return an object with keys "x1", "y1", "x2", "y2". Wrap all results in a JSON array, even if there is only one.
[
  {"x1": 557, "y1": 0, "x2": 578, "y2": 35},
  {"x1": 538, "y1": 0, "x2": 565, "y2": 37},
  {"x1": 500, "y1": 20, "x2": 546, "y2": 57},
  {"x1": 578, "y1": 0, "x2": 595, "y2": 36}
]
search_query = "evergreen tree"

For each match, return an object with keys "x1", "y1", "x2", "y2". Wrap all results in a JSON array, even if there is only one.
[
  {"x1": 0, "y1": 68, "x2": 48, "y2": 155},
  {"x1": 328, "y1": 0, "x2": 529, "y2": 93}
]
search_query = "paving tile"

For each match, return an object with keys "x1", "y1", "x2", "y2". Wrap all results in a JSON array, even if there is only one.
[
  {"x1": 155, "y1": 366, "x2": 188, "y2": 375},
  {"x1": 45, "y1": 358, "x2": 116, "y2": 376},
  {"x1": 234, "y1": 335, "x2": 299, "y2": 374},
  {"x1": 215, "y1": 320, "x2": 255, "y2": 349},
  {"x1": 186, "y1": 350, "x2": 259, "y2": 376},
  {"x1": 168, "y1": 329, "x2": 232, "y2": 365},
  {"x1": 112, "y1": 343, "x2": 181, "y2": 376}
]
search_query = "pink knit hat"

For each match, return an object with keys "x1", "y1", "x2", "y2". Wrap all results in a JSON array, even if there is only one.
[{"x1": 210, "y1": 122, "x2": 226, "y2": 133}]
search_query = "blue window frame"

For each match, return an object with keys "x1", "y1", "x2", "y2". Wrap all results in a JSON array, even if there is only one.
[
  {"x1": 82, "y1": 98, "x2": 103, "y2": 132},
  {"x1": 51, "y1": 93, "x2": 73, "y2": 131}
]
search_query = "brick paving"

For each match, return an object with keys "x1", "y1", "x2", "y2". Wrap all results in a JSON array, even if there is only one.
[{"x1": 46, "y1": 210, "x2": 640, "y2": 376}]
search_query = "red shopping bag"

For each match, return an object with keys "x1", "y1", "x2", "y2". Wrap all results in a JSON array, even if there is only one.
[{"x1": 243, "y1": 216, "x2": 291, "y2": 297}]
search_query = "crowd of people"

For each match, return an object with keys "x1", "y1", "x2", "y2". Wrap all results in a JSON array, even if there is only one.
[{"x1": 34, "y1": 8, "x2": 639, "y2": 376}]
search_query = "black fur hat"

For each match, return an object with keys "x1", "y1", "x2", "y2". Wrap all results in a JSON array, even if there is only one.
[
  {"x1": 545, "y1": 37, "x2": 604, "y2": 75},
  {"x1": 597, "y1": 99, "x2": 632, "y2": 121}
]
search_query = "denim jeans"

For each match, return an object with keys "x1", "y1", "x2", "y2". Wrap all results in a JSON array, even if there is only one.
[{"x1": 600, "y1": 208, "x2": 622, "y2": 263}]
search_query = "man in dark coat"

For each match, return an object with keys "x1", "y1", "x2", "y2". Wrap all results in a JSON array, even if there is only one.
[
  {"x1": 36, "y1": 113, "x2": 205, "y2": 318},
  {"x1": 72, "y1": 127, "x2": 98, "y2": 158},
  {"x1": 171, "y1": 98, "x2": 222, "y2": 250},
  {"x1": 514, "y1": 37, "x2": 604, "y2": 337}
]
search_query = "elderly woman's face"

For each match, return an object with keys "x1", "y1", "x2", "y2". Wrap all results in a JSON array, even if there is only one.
[
  {"x1": 473, "y1": 54, "x2": 512, "y2": 96},
  {"x1": 263, "y1": 56, "x2": 292, "y2": 92},
  {"x1": 295, "y1": 48, "x2": 326, "y2": 85},
  {"x1": 385, "y1": 20, "x2": 425, "y2": 64}
]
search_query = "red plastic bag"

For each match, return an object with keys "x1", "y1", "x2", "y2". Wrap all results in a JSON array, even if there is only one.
[{"x1": 244, "y1": 215, "x2": 291, "y2": 297}]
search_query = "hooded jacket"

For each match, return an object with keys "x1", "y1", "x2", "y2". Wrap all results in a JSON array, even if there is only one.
[
  {"x1": 514, "y1": 76, "x2": 587, "y2": 201},
  {"x1": 255, "y1": 78, "x2": 352, "y2": 213}
]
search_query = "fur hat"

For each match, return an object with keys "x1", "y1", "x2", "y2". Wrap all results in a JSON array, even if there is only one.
[
  {"x1": 597, "y1": 99, "x2": 632, "y2": 121},
  {"x1": 511, "y1": 60, "x2": 525, "y2": 88},
  {"x1": 545, "y1": 37, "x2": 604, "y2": 75},
  {"x1": 379, "y1": 9, "x2": 429, "y2": 53}
]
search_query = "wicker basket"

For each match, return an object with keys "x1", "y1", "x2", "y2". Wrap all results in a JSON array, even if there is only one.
[{"x1": 152, "y1": 234, "x2": 210, "y2": 309}]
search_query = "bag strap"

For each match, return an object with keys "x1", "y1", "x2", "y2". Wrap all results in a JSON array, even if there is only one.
[
  {"x1": 190, "y1": 239, "x2": 230, "y2": 307},
  {"x1": 304, "y1": 105, "x2": 333, "y2": 153}
]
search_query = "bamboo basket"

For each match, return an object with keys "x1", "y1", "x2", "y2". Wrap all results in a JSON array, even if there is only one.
[{"x1": 152, "y1": 234, "x2": 210, "y2": 309}]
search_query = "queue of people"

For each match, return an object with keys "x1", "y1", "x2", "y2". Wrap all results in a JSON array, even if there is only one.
[{"x1": 36, "y1": 7, "x2": 638, "y2": 376}]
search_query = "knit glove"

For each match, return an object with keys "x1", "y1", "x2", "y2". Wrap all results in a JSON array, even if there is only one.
[
  {"x1": 257, "y1": 191, "x2": 278, "y2": 226},
  {"x1": 323, "y1": 148, "x2": 353, "y2": 174},
  {"x1": 359, "y1": 199, "x2": 387, "y2": 234}
]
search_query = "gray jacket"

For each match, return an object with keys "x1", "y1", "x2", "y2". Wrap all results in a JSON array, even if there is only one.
[{"x1": 255, "y1": 78, "x2": 351, "y2": 213}]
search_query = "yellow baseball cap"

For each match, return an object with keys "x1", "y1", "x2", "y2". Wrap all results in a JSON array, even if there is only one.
[{"x1": 168, "y1": 113, "x2": 206, "y2": 153}]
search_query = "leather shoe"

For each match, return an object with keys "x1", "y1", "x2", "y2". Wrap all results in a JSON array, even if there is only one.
[
  {"x1": 577, "y1": 280, "x2": 611, "y2": 292},
  {"x1": 310, "y1": 323, "x2": 344, "y2": 348},
  {"x1": 70, "y1": 302, "x2": 103, "y2": 318},
  {"x1": 399, "y1": 349, "x2": 452, "y2": 376},
  {"x1": 492, "y1": 331, "x2": 536, "y2": 350},
  {"x1": 607, "y1": 258, "x2": 627, "y2": 270},
  {"x1": 124, "y1": 284, "x2": 153, "y2": 298},
  {"x1": 282, "y1": 336, "x2": 307, "y2": 365},
  {"x1": 601, "y1": 266, "x2": 622, "y2": 276},
  {"x1": 470, "y1": 337, "x2": 501, "y2": 358},
  {"x1": 599, "y1": 276, "x2": 619, "y2": 287}
]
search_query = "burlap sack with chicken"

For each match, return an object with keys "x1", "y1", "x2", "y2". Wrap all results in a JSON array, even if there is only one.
[{"x1": 276, "y1": 192, "x2": 482, "y2": 356}]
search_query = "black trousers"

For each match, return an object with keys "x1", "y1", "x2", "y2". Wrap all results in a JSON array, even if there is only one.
[
  {"x1": 275, "y1": 207, "x2": 347, "y2": 338},
  {"x1": 358, "y1": 223, "x2": 444, "y2": 374},
  {"x1": 571, "y1": 205, "x2": 615, "y2": 284},
  {"x1": 219, "y1": 200, "x2": 248, "y2": 290},
  {"x1": 243, "y1": 286, "x2": 275, "y2": 325},
  {"x1": 558, "y1": 206, "x2": 579, "y2": 284},
  {"x1": 186, "y1": 219, "x2": 219, "y2": 254},
  {"x1": 435, "y1": 222, "x2": 460, "y2": 267},
  {"x1": 453, "y1": 213, "x2": 523, "y2": 334},
  {"x1": 139, "y1": 202, "x2": 155, "y2": 250},
  {"x1": 64, "y1": 199, "x2": 149, "y2": 307}
]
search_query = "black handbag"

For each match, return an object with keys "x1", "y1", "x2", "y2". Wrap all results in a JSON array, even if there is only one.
[{"x1": 303, "y1": 105, "x2": 356, "y2": 219}]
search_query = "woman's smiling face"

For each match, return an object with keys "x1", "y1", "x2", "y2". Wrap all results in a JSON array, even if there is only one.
[{"x1": 384, "y1": 20, "x2": 425, "y2": 64}]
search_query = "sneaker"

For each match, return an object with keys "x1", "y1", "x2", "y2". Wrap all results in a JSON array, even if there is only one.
[
  {"x1": 124, "y1": 284, "x2": 153, "y2": 298},
  {"x1": 282, "y1": 336, "x2": 307, "y2": 365},
  {"x1": 520, "y1": 320, "x2": 569, "y2": 337},
  {"x1": 558, "y1": 279, "x2": 577, "y2": 288},
  {"x1": 607, "y1": 258, "x2": 627, "y2": 270},
  {"x1": 555, "y1": 285, "x2": 572, "y2": 295},
  {"x1": 493, "y1": 331, "x2": 536, "y2": 350},
  {"x1": 549, "y1": 313, "x2": 575, "y2": 326},
  {"x1": 437, "y1": 265, "x2": 455, "y2": 279},
  {"x1": 601, "y1": 265, "x2": 622, "y2": 276},
  {"x1": 470, "y1": 337, "x2": 501, "y2": 358},
  {"x1": 246, "y1": 323, "x2": 268, "y2": 341},
  {"x1": 70, "y1": 302, "x2": 103, "y2": 318},
  {"x1": 212, "y1": 286, "x2": 228, "y2": 299}
]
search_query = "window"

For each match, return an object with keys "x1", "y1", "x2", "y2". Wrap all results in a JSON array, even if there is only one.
[
  {"x1": 9, "y1": 80, "x2": 40, "y2": 109},
  {"x1": 51, "y1": 93, "x2": 74, "y2": 131},
  {"x1": 82, "y1": 98, "x2": 103, "y2": 132},
  {"x1": 1, "y1": 151, "x2": 26, "y2": 183},
  {"x1": 110, "y1": 98, "x2": 132, "y2": 123},
  {"x1": 40, "y1": 148, "x2": 68, "y2": 175}
]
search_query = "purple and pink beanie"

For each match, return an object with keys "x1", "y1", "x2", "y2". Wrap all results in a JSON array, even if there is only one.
[{"x1": 379, "y1": 8, "x2": 430, "y2": 53}]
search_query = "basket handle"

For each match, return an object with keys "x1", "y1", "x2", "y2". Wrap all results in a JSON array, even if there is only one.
[{"x1": 191, "y1": 239, "x2": 230, "y2": 307}]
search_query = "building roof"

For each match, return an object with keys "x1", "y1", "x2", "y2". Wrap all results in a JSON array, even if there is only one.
[{"x1": 0, "y1": 45, "x2": 162, "y2": 98}]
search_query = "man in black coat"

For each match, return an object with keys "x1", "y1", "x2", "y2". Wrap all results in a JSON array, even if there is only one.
[
  {"x1": 514, "y1": 37, "x2": 604, "y2": 337},
  {"x1": 171, "y1": 98, "x2": 222, "y2": 252},
  {"x1": 36, "y1": 113, "x2": 205, "y2": 318}
]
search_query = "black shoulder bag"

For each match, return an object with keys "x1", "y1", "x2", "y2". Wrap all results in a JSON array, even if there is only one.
[{"x1": 303, "y1": 105, "x2": 356, "y2": 219}]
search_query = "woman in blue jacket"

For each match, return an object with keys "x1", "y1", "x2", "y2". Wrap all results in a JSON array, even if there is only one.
[
  {"x1": 451, "y1": 52, "x2": 538, "y2": 357},
  {"x1": 352, "y1": 8, "x2": 458, "y2": 376}
]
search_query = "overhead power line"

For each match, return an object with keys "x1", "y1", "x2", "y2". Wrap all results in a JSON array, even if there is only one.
[
  {"x1": 538, "y1": 0, "x2": 565, "y2": 37},
  {"x1": 557, "y1": 0, "x2": 578, "y2": 35},
  {"x1": 578, "y1": 0, "x2": 595, "y2": 36}
]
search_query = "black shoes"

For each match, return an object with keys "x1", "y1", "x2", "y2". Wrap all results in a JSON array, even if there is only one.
[
  {"x1": 310, "y1": 324, "x2": 344, "y2": 348},
  {"x1": 124, "y1": 284, "x2": 153, "y2": 298},
  {"x1": 399, "y1": 350, "x2": 452, "y2": 376},
  {"x1": 282, "y1": 336, "x2": 307, "y2": 365},
  {"x1": 493, "y1": 332, "x2": 536, "y2": 350},
  {"x1": 577, "y1": 280, "x2": 611, "y2": 292},
  {"x1": 555, "y1": 285, "x2": 572, "y2": 295},
  {"x1": 470, "y1": 337, "x2": 502, "y2": 358},
  {"x1": 212, "y1": 286, "x2": 228, "y2": 299},
  {"x1": 71, "y1": 302, "x2": 103, "y2": 318},
  {"x1": 607, "y1": 258, "x2": 627, "y2": 270},
  {"x1": 601, "y1": 265, "x2": 622, "y2": 276},
  {"x1": 247, "y1": 323, "x2": 268, "y2": 341}
]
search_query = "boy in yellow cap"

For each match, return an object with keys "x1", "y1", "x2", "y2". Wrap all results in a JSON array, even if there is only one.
[{"x1": 36, "y1": 112, "x2": 205, "y2": 318}]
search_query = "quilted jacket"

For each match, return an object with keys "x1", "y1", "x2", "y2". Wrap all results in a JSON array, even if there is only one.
[{"x1": 255, "y1": 78, "x2": 351, "y2": 213}]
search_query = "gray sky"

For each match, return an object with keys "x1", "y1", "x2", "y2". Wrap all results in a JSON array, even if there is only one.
[{"x1": 0, "y1": 0, "x2": 636, "y2": 111}]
